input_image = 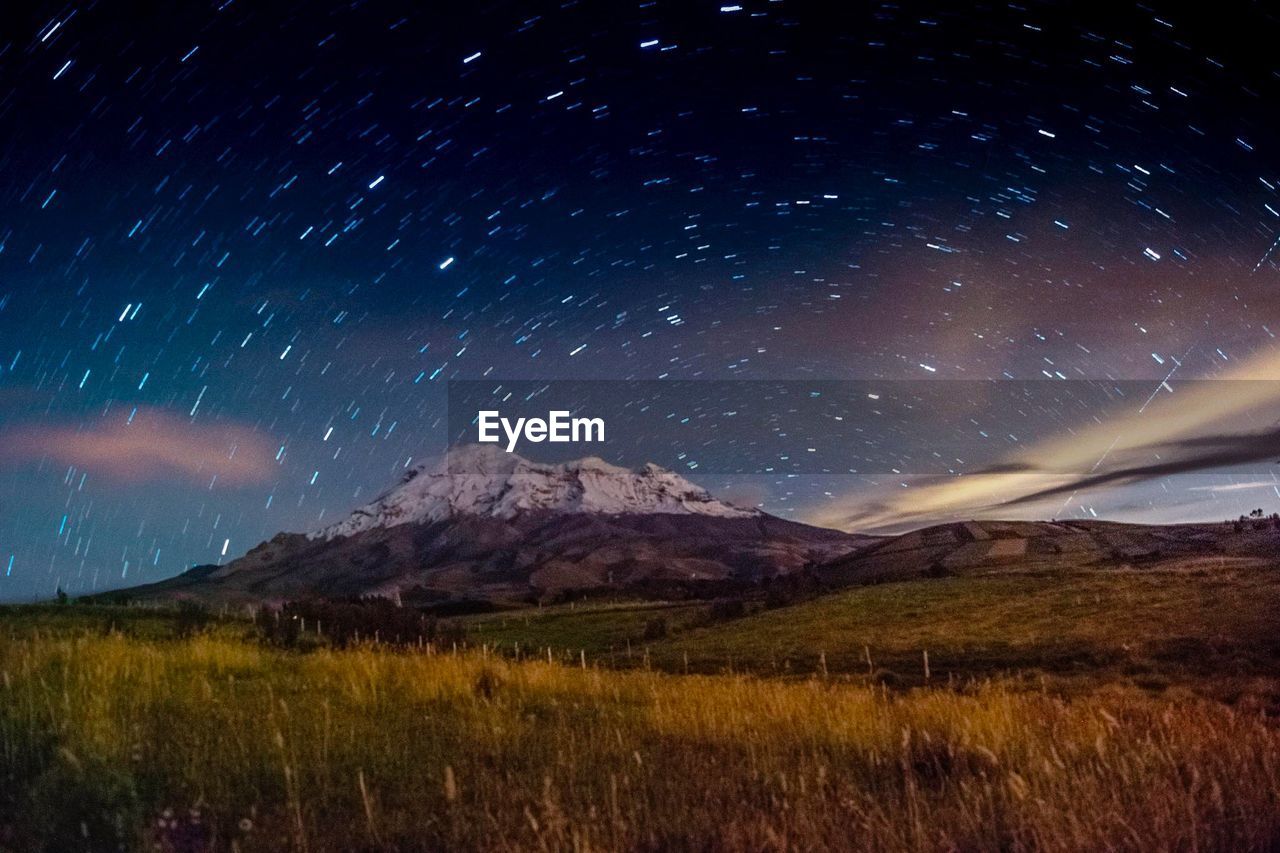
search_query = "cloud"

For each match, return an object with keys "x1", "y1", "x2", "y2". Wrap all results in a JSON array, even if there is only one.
[
  {"x1": 1187, "y1": 481, "x2": 1280, "y2": 493},
  {"x1": 810, "y1": 348, "x2": 1280, "y2": 532},
  {"x1": 995, "y1": 426, "x2": 1280, "y2": 508},
  {"x1": 0, "y1": 406, "x2": 278, "y2": 486}
]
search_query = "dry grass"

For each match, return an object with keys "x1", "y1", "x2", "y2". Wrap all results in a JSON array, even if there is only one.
[{"x1": 1, "y1": 630, "x2": 1279, "y2": 852}]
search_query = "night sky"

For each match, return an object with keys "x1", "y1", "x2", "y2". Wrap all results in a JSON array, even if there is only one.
[{"x1": 2, "y1": 1, "x2": 1280, "y2": 599}]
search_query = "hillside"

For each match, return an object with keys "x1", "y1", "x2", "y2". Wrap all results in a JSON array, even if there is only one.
[
  {"x1": 816, "y1": 518, "x2": 1278, "y2": 586},
  {"x1": 467, "y1": 557, "x2": 1280, "y2": 706}
]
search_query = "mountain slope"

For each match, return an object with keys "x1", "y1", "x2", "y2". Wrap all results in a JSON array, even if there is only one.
[
  {"x1": 111, "y1": 448, "x2": 869, "y2": 606},
  {"x1": 817, "y1": 518, "x2": 1272, "y2": 586}
]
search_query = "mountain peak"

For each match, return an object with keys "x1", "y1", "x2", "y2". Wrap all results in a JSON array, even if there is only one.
[{"x1": 311, "y1": 446, "x2": 758, "y2": 541}]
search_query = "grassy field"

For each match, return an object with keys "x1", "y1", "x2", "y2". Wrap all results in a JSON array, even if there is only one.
[
  {"x1": 1, "y1": 622, "x2": 1279, "y2": 852},
  {"x1": 467, "y1": 569, "x2": 1280, "y2": 704}
]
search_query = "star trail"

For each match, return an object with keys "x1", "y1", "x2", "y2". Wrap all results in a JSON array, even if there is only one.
[{"x1": 1, "y1": 1, "x2": 1279, "y2": 598}]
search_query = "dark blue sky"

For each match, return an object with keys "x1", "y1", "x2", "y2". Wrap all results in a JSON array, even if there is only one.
[{"x1": 2, "y1": 0, "x2": 1280, "y2": 599}]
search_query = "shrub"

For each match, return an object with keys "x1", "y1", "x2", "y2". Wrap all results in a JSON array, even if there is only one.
[
  {"x1": 923, "y1": 561, "x2": 953, "y2": 579},
  {"x1": 762, "y1": 571, "x2": 825, "y2": 609},
  {"x1": 473, "y1": 667, "x2": 503, "y2": 700},
  {"x1": 255, "y1": 598, "x2": 465, "y2": 649},
  {"x1": 20, "y1": 750, "x2": 140, "y2": 851},
  {"x1": 872, "y1": 668, "x2": 900, "y2": 687},
  {"x1": 642, "y1": 617, "x2": 669, "y2": 641},
  {"x1": 764, "y1": 584, "x2": 795, "y2": 609},
  {"x1": 173, "y1": 600, "x2": 212, "y2": 639},
  {"x1": 706, "y1": 598, "x2": 746, "y2": 622}
]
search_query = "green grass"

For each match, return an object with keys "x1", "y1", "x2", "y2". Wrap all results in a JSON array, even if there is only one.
[
  {"x1": 465, "y1": 599, "x2": 705, "y2": 659},
  {"x1": 0, "y1": 603, "x2": 238, "y2": 641},
  {"x1": 1, "y1": 629, "x2": 1279, "y2": 851},
  {"x1": 466, "y1": 570, "x2": 1280, "y2": 702}
]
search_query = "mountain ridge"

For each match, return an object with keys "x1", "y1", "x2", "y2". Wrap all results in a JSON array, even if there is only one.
[
  {"x1": 312, "y1": 445, "x2": 758, "y2": 541},
  {"x1": 102, "y1": 448, "x2": 867, "y2": 606}
]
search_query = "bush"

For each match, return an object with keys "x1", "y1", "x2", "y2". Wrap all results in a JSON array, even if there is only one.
[
  {"x1": 255, "y1": 598, "x2": 465, "y2": 649},
  {"x1": 20, "y1": 749, "x2": 140, "y2": 851},
  {"x1": 762, "y1": 571, "x2": 825, "y2": 609},
  {"x1": 173, "y1": 600, "x2": 212, "y2": 638},
  {"x1": 642, "y1": 617, "x2": 669, "y2": 641},
  {"x1": 764, "y1": 585, "x2": 795, "y2": 609},
  {"x1": 473, "y1": 667, "x2": 503, "y2": 701},
  {"x1": 706, "y1": 598, "x2": 746, "y2": 622},
  {"x1": 872, "y1": 668, "x2": 900, "y2": 687},
  {"x1": 923, "y1": 561, "x2": 952, "y2": 579}
]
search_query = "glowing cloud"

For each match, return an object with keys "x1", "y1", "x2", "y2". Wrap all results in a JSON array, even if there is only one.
[
  {"x1": 812, "y1": 348, "x2": 1280, "y2": 532},
  {"x1": 0, "y1": 406, "x2": 277, "y2": 487}
]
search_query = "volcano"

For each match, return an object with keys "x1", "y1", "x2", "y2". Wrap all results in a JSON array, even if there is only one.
[{"x1": 112, "y1": 446, "x2": 871, "y2": 606}]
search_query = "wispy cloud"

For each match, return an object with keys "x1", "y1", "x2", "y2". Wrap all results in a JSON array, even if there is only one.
[
  {"x1": 994, "y1": 426, "x2": 1280, "y2": 508},
  {"x1": 0, "y1": 406, "x2": 277, "y2": 486},
  {"x1": 1187, "y1": 481, "x2": 1280, "y2": 493},
  {"x1": 811, "y1": 349, "x2": 1280, "y2": 532}
]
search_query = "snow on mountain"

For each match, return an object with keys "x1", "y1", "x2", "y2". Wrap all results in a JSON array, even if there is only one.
[{"x1": 311, "y1": 444, "x2": 759, "y2": 541}]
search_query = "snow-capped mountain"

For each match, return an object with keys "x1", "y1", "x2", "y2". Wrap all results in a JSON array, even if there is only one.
[
  {"x1": 109, "y1": 448, "x2": 870, "y2": 606},
  {"x1": 312, "y1": 445, "x2": 757, "y2": 541}
]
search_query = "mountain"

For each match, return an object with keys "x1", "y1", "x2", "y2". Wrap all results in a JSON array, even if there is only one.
[
  {"x1": 818, "y1": 517, "x2": 1275, "y2": 586},
  {"x1": 311, "y1": 444, "x2": 758, "y2": 540},
  {"x1": 111, "y1": 446, "x2": 871, "y2": 606}
]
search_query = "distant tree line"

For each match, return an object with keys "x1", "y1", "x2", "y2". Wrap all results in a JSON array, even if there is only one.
[
  {"x1": 1230, "y1": 508, "x2": 1280, "y2": 532},
  {"x1": 254, "y1": 597, "x2": 465, "y2": 649}
]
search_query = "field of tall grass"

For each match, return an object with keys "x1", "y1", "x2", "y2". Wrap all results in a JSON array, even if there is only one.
[
  {"x1": 1, "y1": 624, "x2": 1279, "y2": 852},
  {"x1": 467, "y1": 572, "x2": 1280, "y2": 706}
]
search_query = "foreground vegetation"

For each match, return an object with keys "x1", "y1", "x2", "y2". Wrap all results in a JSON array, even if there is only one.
[
  {"x1": 1, "y1": 614, "x2": 1279, "y2": 851},
  {"x1": 468, "y1": 570, "x2": 1280, "y2": 705}
]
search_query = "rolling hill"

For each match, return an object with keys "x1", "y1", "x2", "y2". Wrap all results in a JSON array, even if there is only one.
[{"x1": 817, "y1": 517, "x2": 1277, "y2": 586}]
